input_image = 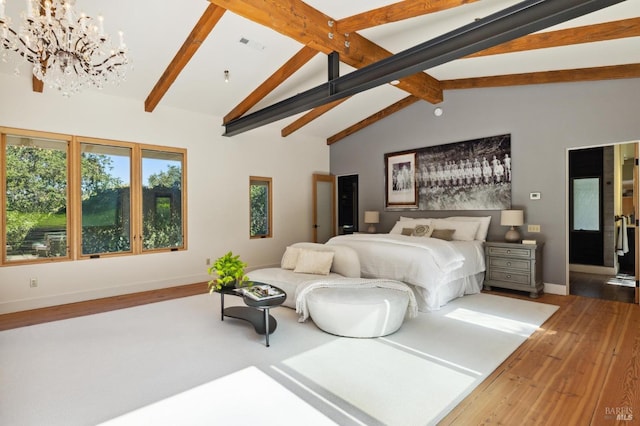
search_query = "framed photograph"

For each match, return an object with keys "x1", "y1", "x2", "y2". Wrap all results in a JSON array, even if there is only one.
[
  {"x1": 385, "y1": 134, "x2": 511, "y2": 211},
  {"x1": 385, "y1": 151, "x2": 418, "y2": 208}
]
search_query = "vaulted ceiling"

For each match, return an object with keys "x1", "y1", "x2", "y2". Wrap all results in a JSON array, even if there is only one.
[{"x1": 2, "y1": 0, "x2": 639, "y2": 143}]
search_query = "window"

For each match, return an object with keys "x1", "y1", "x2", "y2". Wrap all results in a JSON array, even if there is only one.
[
  {"x1": 3, "y1": 134, "x2": 70, "y2": 262},
  {"x1": 142, "y1": 149, "x2": 184, "y2": 250},
  {"x1": 1, "y1": 127, "x2": 187, "y2": 266},
  {"x1": 80, "y1": 143, "x2": 132, "y2": 255},
  {"x1": 250, "y1": 176, "x2": 272, "y2": 238}
]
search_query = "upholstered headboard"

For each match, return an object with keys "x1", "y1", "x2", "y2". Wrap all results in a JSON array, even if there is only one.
[{"x1": 289, "y1": 242, "x2": 361, "y2": 277}]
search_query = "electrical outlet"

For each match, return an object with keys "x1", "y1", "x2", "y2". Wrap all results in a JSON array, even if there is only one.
[
  {"x1": 528, "y1": 224, "x2": 541, "y2": 233},
  {"x1": 206, "y1": 258, "x2": 211, "y2": 266},
  {"x1": 30, "y1": 277, "x2": 38, "y2": 288}
]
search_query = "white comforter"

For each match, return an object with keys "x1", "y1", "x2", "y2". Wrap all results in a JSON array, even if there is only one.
[{"x1": 326, "y1": 234, "x2": 485, "y2": 309}]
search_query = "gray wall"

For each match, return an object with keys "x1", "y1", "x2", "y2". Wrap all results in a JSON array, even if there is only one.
[{"x1": 330, "y1": 78, "x2": 640, "y2": 287}]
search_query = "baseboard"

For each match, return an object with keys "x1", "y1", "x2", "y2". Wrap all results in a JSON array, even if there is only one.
[
  {"x1": 544, "y1": 282, "x2": 568, "y2": 296},
  {"x1": 0, "y1": 273, "x2": 208, "y2": 315},
  {"x1": 568, "y1": 264, "x2": 616, "y2": 275}
]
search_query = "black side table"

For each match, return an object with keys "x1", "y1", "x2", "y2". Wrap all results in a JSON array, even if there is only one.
[{"x1": 217, "y1": 283, "x2": 286, "y2": 347}]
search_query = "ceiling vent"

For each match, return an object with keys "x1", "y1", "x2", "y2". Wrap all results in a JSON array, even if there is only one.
[{"x1": 239, "y1": 37, "x2": 265, "y2": 51}]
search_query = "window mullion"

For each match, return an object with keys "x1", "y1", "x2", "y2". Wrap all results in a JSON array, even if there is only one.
[{"x1": 131, "y1": 145, "x2": 143, "y2": 254}]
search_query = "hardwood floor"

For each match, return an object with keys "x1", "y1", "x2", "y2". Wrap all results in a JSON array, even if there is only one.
[
  {"x1": 570, "y1": 272, "x2": 636, "y2": 304},
  {"x1": 1, "y1": 285, "x2": 638, "y2": 424},
  {"x1": 442, "y1": 290, "x2": 640, "y2": 425},
  {"x1": 0, "y1": 282, "x2": 209, "y2": 331}
]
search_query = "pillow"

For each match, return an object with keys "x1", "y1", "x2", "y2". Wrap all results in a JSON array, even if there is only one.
[
  {"x1": 280, "y1": 246, "x2": 301, "y2": 270},
  {"x1": 431, "y1": 229, "x2": 455, "y2": 241},
  {"x1": 294, "y1": 249, "x2": 334, "y2": 275},
  {"x1": 290, "y1": 242, "x2": 361, "y2": 277},
  {"x1": 447, "y1": 216, "x2": 492, "y2": 241},
  {"x1": 431, "y1": 219, "x2": 480, "y2": 241},
  {"x1": 401, "y1": 227, "x2": 415, "y2": 236},
  {"x1": 412, "y1": 224, "x2": 433, "y2": 237},
  {"x1": 400, "y1": 216, "x2": 427, "y2": 221},
  {"x1": 389, "y1": 218, "x2": 432, "y2": 234}
]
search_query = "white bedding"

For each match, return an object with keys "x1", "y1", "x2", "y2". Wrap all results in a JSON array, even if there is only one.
[{"x1": 326, "y1": 234, "x2": 485, "y2": 311}]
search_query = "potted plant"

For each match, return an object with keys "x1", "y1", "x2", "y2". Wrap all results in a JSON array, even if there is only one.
[{"x1": 207, "y1": 251, "x2": 250, "y2": 292}]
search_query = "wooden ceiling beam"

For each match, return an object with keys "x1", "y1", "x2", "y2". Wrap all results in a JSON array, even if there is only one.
[
  {"x1": 145, "y1": 4, "x2": 226, "y2": 113},
  {"x1": 337, "y1": 0, "x2": 478, "y2": 34},
  {"x1": 208, "y1": 0, "x2": 443, "y2": 104},
  {"x1": 224, "y1": 46, "x2": 318, "y2": 124},
  {"x1": 327, "y1": 96, "x2": 420, "y2": 145},
  {"x1": 277, "y1": 0, "x2": 479, "y2": 135},
  {"x1": 441, "y1": 64, "x2": 640, "y2": 90},
  {"x1": 281, "y1": 98, "x2": 349, "y2": 137},
  {"x1": 468, "y1": 17, "x2": 640, "y2": 58}
]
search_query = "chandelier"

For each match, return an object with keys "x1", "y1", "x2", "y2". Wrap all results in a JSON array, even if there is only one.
[{"x1": 0, "y1": 0, "x2": 129, "y2": 96}]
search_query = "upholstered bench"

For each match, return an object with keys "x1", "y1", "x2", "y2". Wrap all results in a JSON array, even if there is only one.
[
  {"x1": 247, "y1": 242, "x2": 361, "y2": 309},
  {"x1": 306, "y1": 286, "x2": 411, "y2": 338}
]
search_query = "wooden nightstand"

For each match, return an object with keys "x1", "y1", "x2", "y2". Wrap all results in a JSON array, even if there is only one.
[{"x1": 484, "y1": 241, "x2": 544, "y2": 298}]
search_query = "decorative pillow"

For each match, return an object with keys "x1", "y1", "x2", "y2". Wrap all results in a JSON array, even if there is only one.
[
  {"x1": 401, "y1": 227, "x2": 415, "y2": 236},
  {"x1": 294, "y1": 249, "x2": 334, "y2": 275},
  {"x1": 389, "y1": 218, "x2": 432, "y2": 234},
  {"x1": 280, "y1": 246, "x2": 301, "y2": 270},
  {"x1": 412, "y1": 224, "x2": 433, "y2": 237},
  {"x1": 447, "y1": 216, "x2": 492, "y2": 241},
  {"x1": 431, "y1": 229, "x2": 455, "y2": 241},
  {"x1": 431, "y1": 219, "x2": 480, "y2": 241}
]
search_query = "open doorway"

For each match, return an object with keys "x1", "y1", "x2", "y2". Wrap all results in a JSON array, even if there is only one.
[
  {"x1": 568, "y1": 142, "x2": 638, "y2": 303},
  {"x1": 337, "y1": 175, "x2": 358, "y2": 235}
]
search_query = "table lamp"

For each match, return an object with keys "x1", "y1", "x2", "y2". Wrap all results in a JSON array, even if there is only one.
[
  {"x1": 501, "y1": 209, "x2": 524, "y2": 243},
  {"x1": 364, "y1": 211, "x2": 380, "y2": 233}
]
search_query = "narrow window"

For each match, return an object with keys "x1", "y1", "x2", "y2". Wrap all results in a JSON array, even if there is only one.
[
  {"x1": 250, "y1": 176, "x2": 272, "y2": 238},
  {"x1": 80, "y1": 143, "x2": 132, "y2": 255},
  {"x1": 4, "y1": 135, "x2": 69, "y2": 262},
  {"x1": 142, "y1": 149, "x2": 184, "y2": 250}
]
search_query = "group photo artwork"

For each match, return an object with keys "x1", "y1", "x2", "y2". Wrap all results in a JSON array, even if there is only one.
[{"x1": 385, "y1": 134, "x2": 512, "y2": 210}]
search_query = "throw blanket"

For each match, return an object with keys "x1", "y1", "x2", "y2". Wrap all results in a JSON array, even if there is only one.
[{"x1": 295, "y1": 277, "x2": 419, "y2": 322}]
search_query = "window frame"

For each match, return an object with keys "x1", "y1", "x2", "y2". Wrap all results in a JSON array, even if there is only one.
[
  {"x1": 2, "y1": 128, "x2": 73, "y2": 265},
  {"x1": 249, "y1": 176, "x2": 273, "y2": 239},
  {"x1": 1, "y1": 127, "x2": 187, "y2": 266},
  {"x1": 140, "y1": 146, "x2": 187, "y2": 253}
]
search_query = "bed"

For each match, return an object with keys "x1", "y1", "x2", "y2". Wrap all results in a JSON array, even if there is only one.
[{"x1": 326, "y1": 216, "x2": 489, "y2": 311}]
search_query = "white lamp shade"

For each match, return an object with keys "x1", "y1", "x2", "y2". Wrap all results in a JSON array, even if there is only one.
[
  {"x1": 500, "y1": 210, "x2": 524, "y2": 226},
  {"x1": 364, "y1": 211, "x2": 380, "y2": 224}
]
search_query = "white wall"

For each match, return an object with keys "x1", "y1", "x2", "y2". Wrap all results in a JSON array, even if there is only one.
[{"x1": 0, "y1": 74, "x2": 329, "y2": 313}]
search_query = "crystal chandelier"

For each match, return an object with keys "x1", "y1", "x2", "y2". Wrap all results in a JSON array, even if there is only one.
[{"x1": 0, "y1": 0, "x2": 129, "y2": 96}]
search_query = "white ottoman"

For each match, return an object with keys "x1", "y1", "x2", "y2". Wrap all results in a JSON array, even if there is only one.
[{"x1": 306, "y1": 287, "x2": 410, "y2": 338}]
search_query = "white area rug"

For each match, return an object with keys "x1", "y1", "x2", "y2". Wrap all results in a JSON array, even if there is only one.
[
  {"x1": 279, "y1": 293, "x2": 559, "y2": 425},
  {"x1": 100, "y1": 366, "x2": 337, "y2": 426},
  {"x1": 0, "y1": 292, "x2": 558, "y2": 426}
]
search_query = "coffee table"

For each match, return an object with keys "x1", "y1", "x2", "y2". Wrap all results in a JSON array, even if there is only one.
[{"x1": 217, "y1": 283, "x2": 286, "y2": 347}]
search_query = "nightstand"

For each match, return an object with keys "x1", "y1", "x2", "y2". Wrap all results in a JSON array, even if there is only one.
[{"x1": 484, "y1": 241, "x2": 544, "y2": 298}]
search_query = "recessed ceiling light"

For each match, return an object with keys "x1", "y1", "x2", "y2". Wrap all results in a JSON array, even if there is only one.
[
  {"x1": 434, "y1": 107, "x2": 443, "y2": 117},
  {"x1": 390, "y1": 80, "x2": 400, "y2": 85}
]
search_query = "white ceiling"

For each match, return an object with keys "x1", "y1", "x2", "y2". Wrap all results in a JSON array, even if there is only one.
[{"x1": 1, "y1": 1, "x2": 639, "y2": 140}]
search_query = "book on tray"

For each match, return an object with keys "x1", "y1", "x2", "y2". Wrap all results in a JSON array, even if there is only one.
[{"x1": 236, "y1": 284, "x2": 284, "y2": 301}]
